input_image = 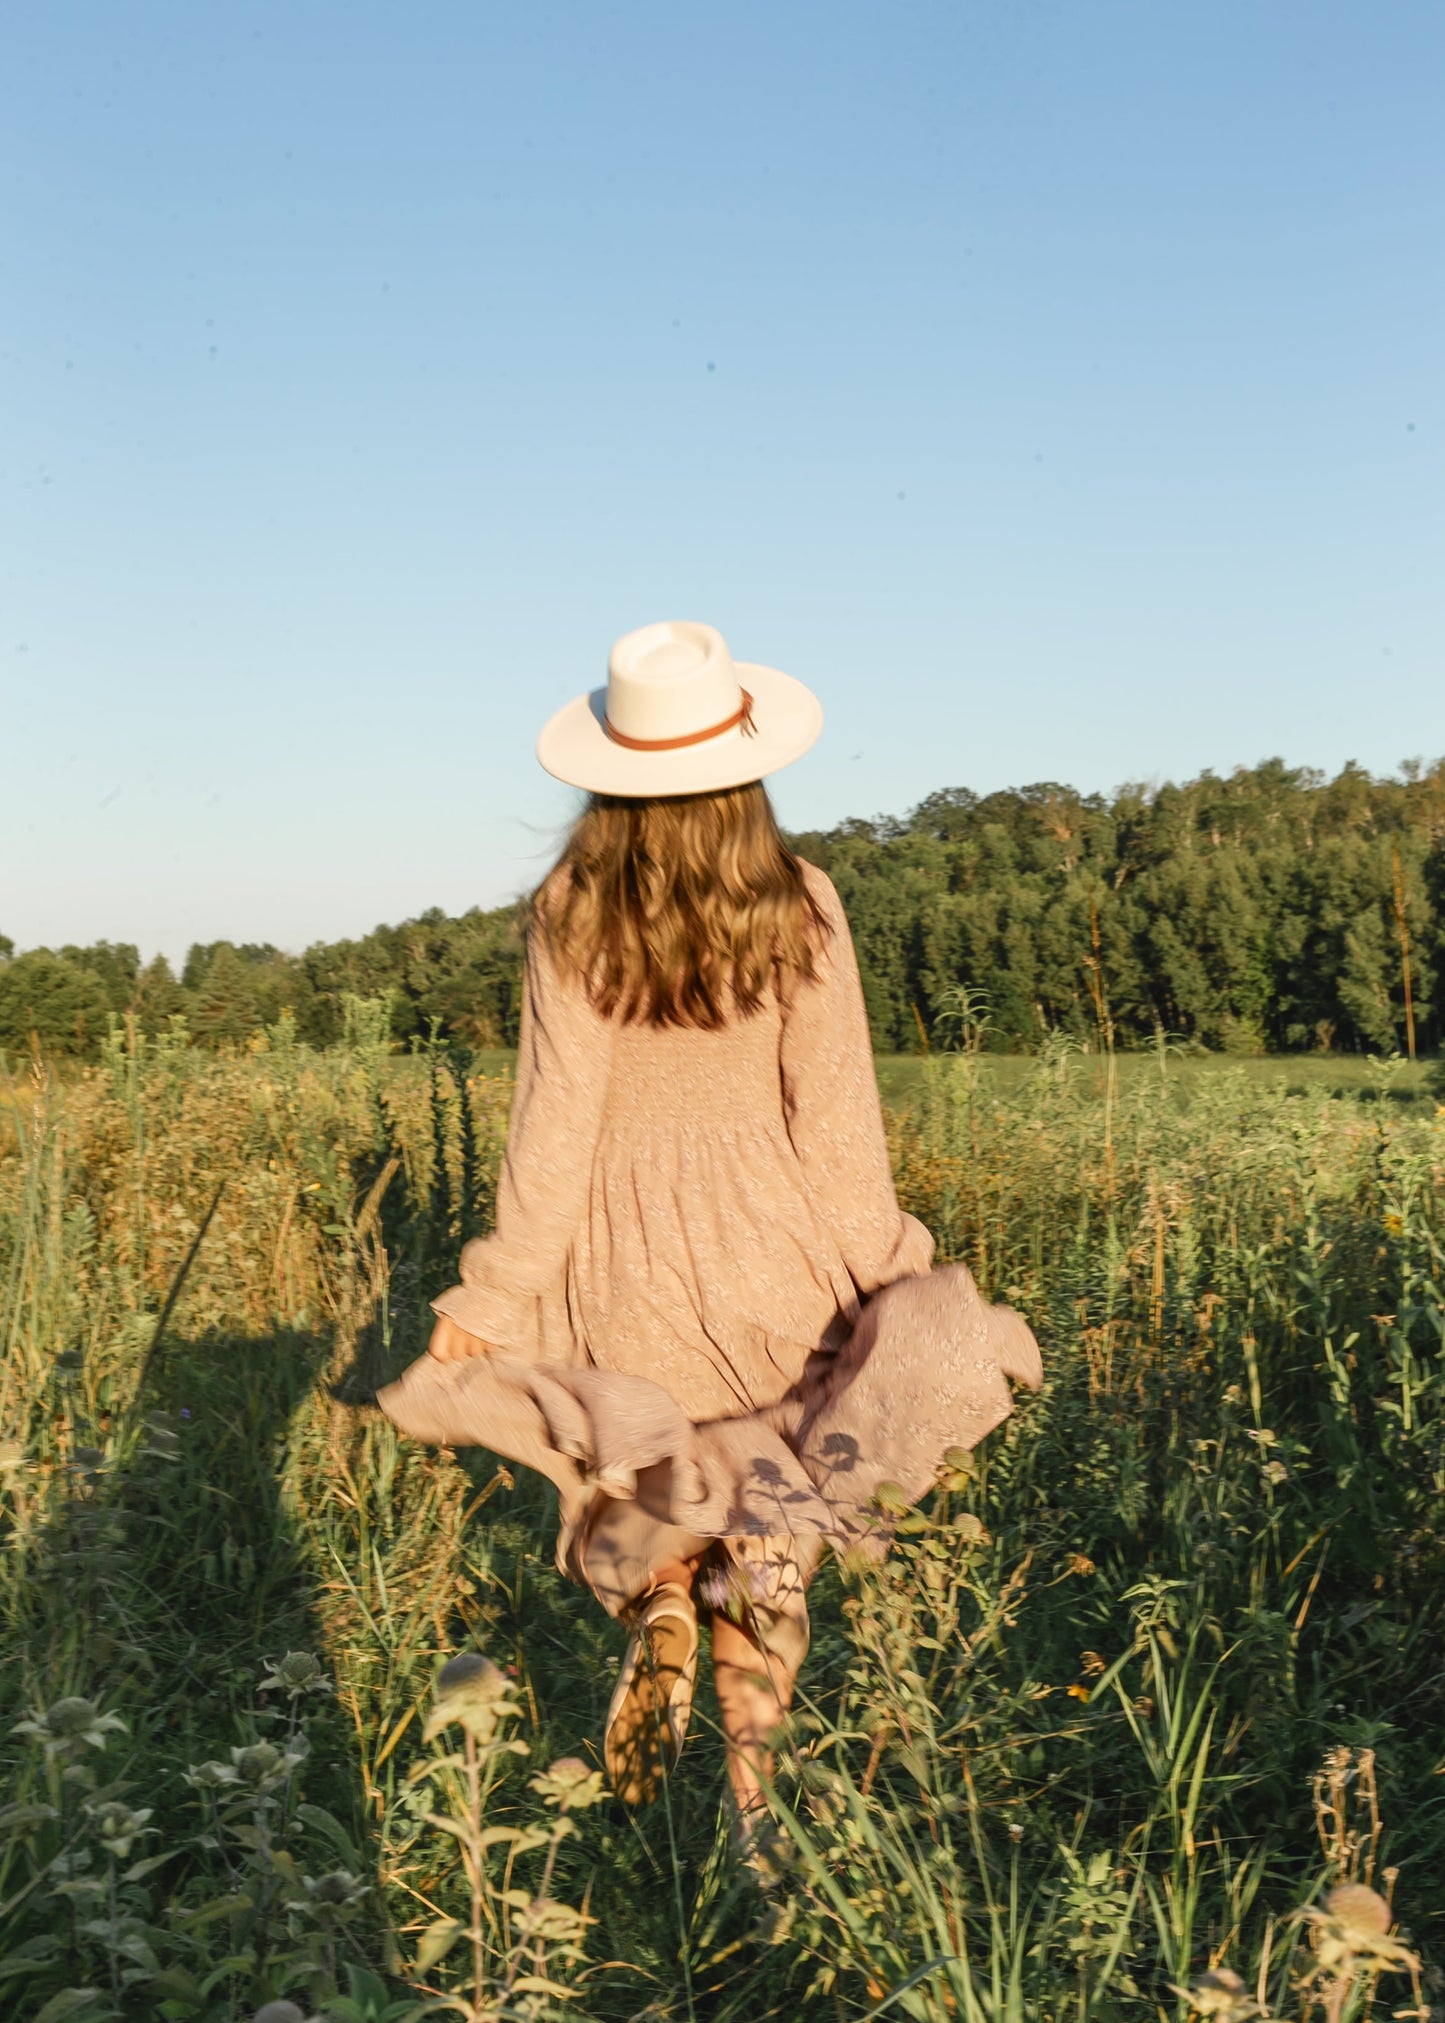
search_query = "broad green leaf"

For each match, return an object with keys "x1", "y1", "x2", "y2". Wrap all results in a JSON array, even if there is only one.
[
  {"x1": 176, "y1": 1892, "x2": 254, "y2": 1933},
  {"x1": 297, "y1": 1801, "x2": 361, "y2": 1869},
  {"x1": 414, "y1": 1916, "x2": 463, "y2": 1970},
  {"x1": 33, "y1": 1992, "x2": 105, "y2": 2023}
]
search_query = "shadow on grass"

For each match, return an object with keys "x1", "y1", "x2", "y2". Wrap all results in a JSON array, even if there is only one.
[{"x1": 322, "y1": 1322, "x2": 794, "y2": 2018}]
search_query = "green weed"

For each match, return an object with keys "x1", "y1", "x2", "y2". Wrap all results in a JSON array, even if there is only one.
[{"x1": 0, "y1": 1018, "x2": 1441, "y2": 2018}]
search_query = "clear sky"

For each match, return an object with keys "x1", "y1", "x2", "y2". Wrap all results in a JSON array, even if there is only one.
[{"x1": 4, "y1": 1, "x2": 1442, "y2": 962}]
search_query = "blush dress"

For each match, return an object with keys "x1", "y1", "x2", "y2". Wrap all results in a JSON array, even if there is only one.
[{"x1": 380, "y1": 863, "x2": 1038, "y2": 1668}]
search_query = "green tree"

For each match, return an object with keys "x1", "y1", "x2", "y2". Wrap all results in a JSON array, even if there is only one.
[
  {"x1": 189, "y1": 944, "x2": 261, "y2": 1047},
  {"x1": 0, "y1": 950, "x2": 114, "y2": 1057}
]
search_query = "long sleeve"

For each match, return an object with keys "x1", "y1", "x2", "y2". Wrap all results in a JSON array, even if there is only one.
[
  {"x1": 431, "y1": 914, "x2": 616, "y2": 1354},
  {"x1": 779, "y1": 867, "x2": 934, "y2": 1295}
]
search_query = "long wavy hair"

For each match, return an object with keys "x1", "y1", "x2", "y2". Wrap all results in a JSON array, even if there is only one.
[{"x1": 537, "y1": 783, "x2": 830, "y2": 1029}]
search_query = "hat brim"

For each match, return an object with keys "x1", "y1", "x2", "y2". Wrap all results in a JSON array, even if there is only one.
[{"x1": 536, "y1": 662, "x2": 823, "y2": 798}]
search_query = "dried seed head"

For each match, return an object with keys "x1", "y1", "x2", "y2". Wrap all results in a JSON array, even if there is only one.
[
  {"x1": 426, "y1": 1652, "x2": 520, "y2": 1743},
  {"x1": 1325, "y1": 1883, "x2": 1391, "y2": 1938}
]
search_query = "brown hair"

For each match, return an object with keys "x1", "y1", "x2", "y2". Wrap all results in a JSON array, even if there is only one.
[{"x1": 537, "y1": 783, "x2": 830, "y2": 1029}]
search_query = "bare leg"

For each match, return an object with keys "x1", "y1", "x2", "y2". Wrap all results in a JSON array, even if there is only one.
[
  {"x1": 711, "y1": 1611, "x2": 799, "y2": 1825},
  {"x1": 604, "y1": 1554, "x2": 705, "y2": 1807},
  {"x1": 646, "y1": 1556, "x2": 701, "y2": 1596}
]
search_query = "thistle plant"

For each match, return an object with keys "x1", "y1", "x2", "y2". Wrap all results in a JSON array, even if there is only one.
[
  {"x1": 4, "y1": 1694, "x2": 182, "y2": 2017},
  {"x1": 175, "y1": 1650, "x2": 363, "y2": 2013},
  {"x1": 402, "y1": 1653, "x2": 603, "y2": 2020},
  {"x1": 4, "y1": 1001, "x2": 1445, "y2": 2016}
]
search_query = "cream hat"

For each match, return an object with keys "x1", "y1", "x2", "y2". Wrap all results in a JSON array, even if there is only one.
[{"x1": 536, "y1": 620, "x2": 823, "y2": 798}]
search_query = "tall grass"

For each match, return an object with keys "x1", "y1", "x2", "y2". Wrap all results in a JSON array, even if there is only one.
[{"x1": 0, "y1": 1017, "x2": 1440, "y2": 2019}]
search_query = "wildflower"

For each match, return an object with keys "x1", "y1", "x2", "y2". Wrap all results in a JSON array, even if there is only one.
[
  {"x1": 1244, "y1": 1427, "x2": 1277, "y2": 1448},
  {"x1": 259, "y1": 1651, "x2": 333, "y2": 1700},
  {"x1": 425, "y1": 1652, "x2": 521, "y2": 1744},
  {"x1": 86, "y1": 1799, "x2": 153, "y2": 1860},
  {"x1": 1081, "y1": 1650, "x2": 1107, "y2": 1676},
  {"x1": 529, "y1": 1756, "x2": 606, "y2": 1813},
  {"x1": 872, "y1": 1481, "x2": 912, "y2": 1519},
  {"x1": 936, "y1": 1445, "x2": 974, "y2": 1490},
  {"x1": 1298, "y1": 1882, "x2": 1420, "y2": 1977},
  {"x1": 231, "y1": 1740, "x2": 305, "y2": 1791},
  {"x1": 697, "y1": 1564, "x2": 732, "y2": 1611},
  {"x1": 1067, "y1": 1553, "x2": 1096, "y2": 1577},
  {"x1": 1262, "y1": 1460, "x2": 1289, "y2": 1486},
  {"x1": 301, "y1": 1869, "x2": 367, "y2": 1917},
  {"x1": 1007, "y1": 1821, "x2": 1025, "y2": 1842},
  {"x1": 185, "y1": 1758, "x2": 240, "y2": 1790},
  {"x1": 1184, "y1": 1967, "x2": 1260, "y2": 2020},
  {"x1": 13, "y1": 1698, "x2": 127, "y2": 1756},
  {"x1": 1067, "y1": 1685, "x2": 1091, "y2": 1702}
]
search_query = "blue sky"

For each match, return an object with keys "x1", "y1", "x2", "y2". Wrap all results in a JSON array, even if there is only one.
[{"x1": 4, "y1": 1, "x2": 1442, "y2": 961}]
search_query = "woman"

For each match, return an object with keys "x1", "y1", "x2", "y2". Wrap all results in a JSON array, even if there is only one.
[{"x1": 379, "y1": 620, "x2": 1040, "y2": 1827}]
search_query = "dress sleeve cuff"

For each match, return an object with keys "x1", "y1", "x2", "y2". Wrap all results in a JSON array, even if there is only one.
[
  {"x1": 854, "y1": 1213, "x2": 936, "y2": 1294},
  {"x1": 430, "y1": 1281, "x2": 539, "y2": 1356},
  {"x1": 897, "y1": 1214, "x2": 936, "y2": 1278}
]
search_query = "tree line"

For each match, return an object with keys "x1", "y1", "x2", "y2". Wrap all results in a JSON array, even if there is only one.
[{"x1": 4, "y1": 756, "x2": 1442, "y2": 1062}]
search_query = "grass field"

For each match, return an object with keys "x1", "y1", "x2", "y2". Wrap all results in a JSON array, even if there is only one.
[
  {"x1": 465, "y1": 1047, "x2": 1442, "y2": 1113},
  {"x1": 1, "y1": 1020, "x2": 1441, "y2": 2020}
]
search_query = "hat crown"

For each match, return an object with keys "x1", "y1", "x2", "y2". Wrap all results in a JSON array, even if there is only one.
[{"x1": 606, "y1": 621, "x2": 743, "y2": 745}]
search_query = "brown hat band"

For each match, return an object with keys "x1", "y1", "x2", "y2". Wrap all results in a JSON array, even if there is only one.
[{"x1": 603, "y1": 690, "x2": 756, "y2": 752}]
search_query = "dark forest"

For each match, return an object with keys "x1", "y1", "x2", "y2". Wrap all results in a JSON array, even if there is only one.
[{"x1": 7, "y1": 757, "x2": 1443, "y2": 1060}]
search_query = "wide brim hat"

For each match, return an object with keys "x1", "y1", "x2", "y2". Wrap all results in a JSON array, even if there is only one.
[{"x1": 536, "y1": 620, "x2": 823, "y2": 797}]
